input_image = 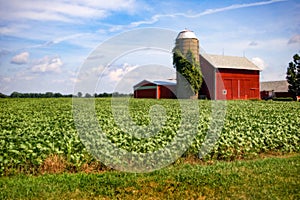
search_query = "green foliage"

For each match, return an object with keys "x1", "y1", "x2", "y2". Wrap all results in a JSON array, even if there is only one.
[
  {"x1": 0, "y1": 98, "x2": 88, "y2": 175},
  {"x1": 286, "y1": 54, "x2": 300, "y2": 99},
  {"x1": 84, "y1": 93, "x2": 92, "y2": 98},
  {"x1": 0, "y1": 98, "x2": 299, "y2": 175},
  {"x1": 173, "y1": 49, "x2": 202, "y2": 95},
  {"x1": 0, "y1": 93, "x2": 7, "y2": 98}
]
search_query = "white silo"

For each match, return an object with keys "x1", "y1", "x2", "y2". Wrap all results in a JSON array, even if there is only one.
[
  {"x1": 175, "y1": 29, "x2": 199, "y2": 64},
  {"x1": 174, "y1": 30, "x2": 200, "y2": 99}
]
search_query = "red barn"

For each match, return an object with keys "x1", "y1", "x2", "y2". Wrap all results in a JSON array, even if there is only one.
[
  {"x1": 200, "y1": 54, "x2": 261, "y2": 100},
  {"x1": 133, "y1": 80, "x2": 176, "y2": 99}
]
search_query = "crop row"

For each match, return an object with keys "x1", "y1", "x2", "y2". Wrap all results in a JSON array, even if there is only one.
[{"x1": 0, "y1": 98, "x2": 299, "y2": 174}]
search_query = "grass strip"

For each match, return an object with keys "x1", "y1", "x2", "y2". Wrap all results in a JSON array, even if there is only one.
[{"x1": 0, "y1": 155, "x2": 299, "y2": 200}]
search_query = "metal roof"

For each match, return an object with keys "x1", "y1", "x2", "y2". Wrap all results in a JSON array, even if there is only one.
[
  {"x1": 133, "y1": 79, "x2": 176, "y2": 89},
  {"x1": 260, "y1": 80, "x2": 289, "y2": 92},
  {"x1": 200, "y1": 54, "x2": 261, "y2": 71},
  {"x1": 152, "y1": 80, "x2": 176, "y2": 85},
  {"x1": 176, "y1": 30, "x2": 198, "y2": 39}
]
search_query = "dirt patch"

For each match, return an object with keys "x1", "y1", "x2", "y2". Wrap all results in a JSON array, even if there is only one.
[{"x1": 39, "y1": 154, "x2": 66, "y2": 174}]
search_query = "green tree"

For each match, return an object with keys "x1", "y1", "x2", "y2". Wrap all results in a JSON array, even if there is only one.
[
  {"x1": 0, "y1": 93, "x2": 7, "y2": 98},
  {"x1": 173, "y1": 48, "x2": 202, "y2": 98},
  {"x1": 10, "y1": 91, "x2": 21, "y2": 98},
  {"x1": 45, "y1": 92, "x2": 54, "y2": 98},
  {"x1": 54, "y1": 93, "x2": 63, "y2": 98},
  {"x1": 85, "y1": 93, "x2": 92, "y2": 98},
  {"x1": 286, "y1": 54, "x2": 300, "y2": 100}
]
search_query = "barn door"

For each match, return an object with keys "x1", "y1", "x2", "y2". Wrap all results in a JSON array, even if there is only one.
[
  {"x1": 240, "y1": 79, "x2": 250, "y2": 99},
  {"x1": 224, "y1": 79, "x2": 233, "y2": 100}
]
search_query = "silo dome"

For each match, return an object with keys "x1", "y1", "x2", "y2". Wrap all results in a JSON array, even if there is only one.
[
  {"x1": 175, "y1": 29, "x2": 199, "y2": 63},
  {"x1": 176, "y1": 30, "x2": 198, "y2": 39}
]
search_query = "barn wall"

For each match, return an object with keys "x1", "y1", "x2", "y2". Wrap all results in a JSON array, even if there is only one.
[
  {"x1": 134, "y1": 83, "x2": 176, "y2": 99},
  {"x1": 134, "y1": 88, "x2": 157, "y2": 98},
  {"x1": 199, "y1": 55, "x2": 215, "y2": 99},
  {"x1": 160, "y1": 85, "x2": 176, "y2": 99},
  {"x1": 216, "y1": 69, "x2": 260, "y2": 100},
  {"x1": 134, "y1": 82, "x2": 157, "y2": 99}
]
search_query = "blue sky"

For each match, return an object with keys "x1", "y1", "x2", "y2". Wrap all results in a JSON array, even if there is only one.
[{"x1": 0, "y1": 0, "x2": 299, "y2": 94}]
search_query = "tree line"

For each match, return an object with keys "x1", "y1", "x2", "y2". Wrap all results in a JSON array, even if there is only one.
[{"x1": 0, "y1": 91, "x2": 132, "y2": 98}]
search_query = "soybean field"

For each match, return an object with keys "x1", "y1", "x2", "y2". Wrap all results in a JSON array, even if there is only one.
[{"x1": 0, "y1": 98, "x2": 299, "y2": 175}]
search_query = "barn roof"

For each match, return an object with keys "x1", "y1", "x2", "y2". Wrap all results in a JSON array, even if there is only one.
[
  {"x1": 133, "y1": 79, "x2": 176, "y2": 89},
  {"x1": 260, "y1": 80, "x2": 289, "y2": 92},
  {"x1": 200, "y1": 54, "x2": 261, "y2": 71}
]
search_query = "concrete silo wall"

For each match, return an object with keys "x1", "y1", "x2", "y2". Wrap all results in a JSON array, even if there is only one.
[{"x1": 175, "y1": 38, "x2": 199, "y2": 64}]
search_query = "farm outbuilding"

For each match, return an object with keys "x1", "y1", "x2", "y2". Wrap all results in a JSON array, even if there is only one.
[
  {"x1": 260, "y1": 80, "x2": 292, "y2": 99},
  {"x1": 200, "y1": 54, "x2": 261, "y2": 100},
  {"x1": 133, "y1": 80, "x2": 176, "y2": 99}
]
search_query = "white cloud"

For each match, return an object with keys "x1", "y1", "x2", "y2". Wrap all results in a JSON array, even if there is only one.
[
  {"x1": 109, "y1": 0, "x2": 286, "y2": 31},
  {"x1": 251, "y1": 57, "x2": 267, "y2": 70},
  {"x1": 52, "y1": 79, "x2": 65, "y2": 83},
  {"x1": 23, "y1": 76, "x2": 35, "y2": 81},
  {"x1": 200, "y1": 0, "x2": 286, "y2": 15},
  {"x1": 70, "y1": 77, "x2": 81, "y2": 83},
  {"x1": 91, "y1": 65, "x2": 106, "y2": 76},
  {"x1": 2, "y1": 77, "x2": 12, "y2": 82},
  {"x1": 68, "y1": 70, "x2": 79, "y2": 77},
  {"x1": 288, "y1": 34, "x2": 300, "y2": 44},
  {"x1": 0, "y1": 0, "x2": 137, "y2": 23},
  {"x1": 72, "y1": 0, "x2": 137, "y2": 11},
  {"x1": 44, "y1": 33, "x2": 89, "y2": 46},
  {"x1": 108, "y1": 63, "x2": 138, "y2": 82},
  {"x1": 11, "y1": 52, "x2": 29, "y2": 65},
  {"x1": 0, "y1": 26, "x2": 20, "y2": 35},
  {"x1": 31, "y1": 56, "x2": 63, "y2": 73}
]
